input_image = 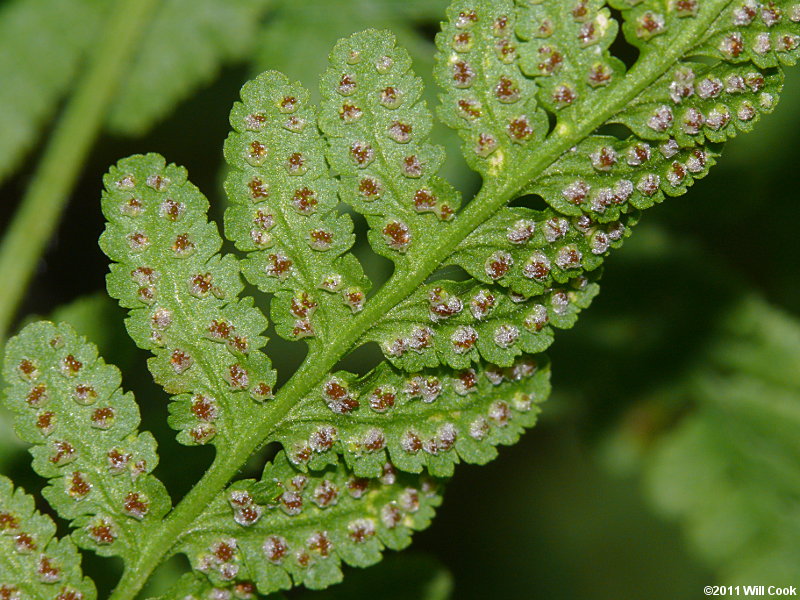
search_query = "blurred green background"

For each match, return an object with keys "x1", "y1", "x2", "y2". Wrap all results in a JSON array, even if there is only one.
[{"x1": 1, "y1": 0, "x2": 799, "y2": 597}]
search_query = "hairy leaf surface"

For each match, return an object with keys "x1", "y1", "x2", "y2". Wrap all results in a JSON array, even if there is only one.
[
  {"x1": 0, "y1": 474, "x2": 96, "y2": 599},
  {"x1": 434, "y1": 0, "x2": 547, "y2": 177},
  {"x1": 366, "y1": 280, "x2": 597, "y2": 371},
  {"x1": 447, "y1": 207, "x2": 635, "y2": 296},
  {"x1": 1, "y1": 322, "x2": 170, "y2": 558},
  {"x1": 180, "y1": 452, "x2": 440, "y2": 595},
  {"x1": 319, "y1": 31, "x2": 462, "y2": 262},
  {"x1": 100, "y1": 154, "x2": 276, "y2": 449},
  {"x1": 3, "y1": 0, "x2": 799, "y2": 596},
  {"x1": 225, "y1": 73, "x2": 369, "y2": 346},
  {"x1": 279, "y1": 356, "x2": 549, "y2": 477}
]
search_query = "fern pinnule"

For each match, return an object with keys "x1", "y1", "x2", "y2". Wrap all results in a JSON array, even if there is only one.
[
  {"x1": 515, "y1": 0, "x2": 621, "y2": 113},
  {"x1": 1, "y1": 322, "x2": 170, "y2": 558},
  {"x1": 179, "y1": 452, "x2": 441, "y2": 594},
  {"x1": 0, "y1": 474, "x2": 96, "y2": 599},
  {"x1": 1, "y1": 0, "x2": 799, "y2": 596},
  {"x1": 280, "y1": 356, "x2": 550, "y2": 477},
  {"x1": 318, "y1": 30, "x2": 462, "y2": 262},
  {"x1": 447, "y1": 206, "x2": 635, "y2": 297},
  {"x1": 434, "y1": 0, "x2": 546, "y2": 177},
  {"x1": 366, "y1": 278, "x2": 598, "y2": 373},
  {"x1": 100, "y1": 154, "x2": 276, "y2": 449},
  {"x1": 224, "y1": 72, "x2": 370, "y2": 346}
]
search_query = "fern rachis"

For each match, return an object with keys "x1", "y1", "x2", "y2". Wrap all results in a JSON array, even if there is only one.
[{"x1": 2, "y1": 0, "x2": 799, "y2": 597}]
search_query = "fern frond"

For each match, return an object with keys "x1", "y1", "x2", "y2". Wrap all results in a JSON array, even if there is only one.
[
  {"x1": 318, "y1": 31, "x2": 462, "y2": 261},
  {"x1": 205, "y1": 4, "x2": 797, "y2": 585},
  {"x1": 0, "y1": 474, "x2": 96, "y2": 599},
  {"x1": 106, "y1": 0, "x2": 273, "y2": 135},
  {"x1": 9, "y1": 1, "x2": 794, "y2": 595},
  {"x1": 1, "y1": 322, "x2": 170, "y2": 558},
  {"x1": 0, "y1": 0, "x2": 107, "y2": 184},
  {"x1": 100, "y1": 154, "x2": 276, "y2": 448},
  {"x1": 179, "y1": 452, "x2": 440, "y2": 595},
  {"x1": 279, "y1": 356, "x2": 549, "y2": 477},
  {"x1": 646, "y1": 297, "x2": 800, "y2": 585},
  {"x1": 224, "y1": 73, "x2": 369, "y2": 344}
]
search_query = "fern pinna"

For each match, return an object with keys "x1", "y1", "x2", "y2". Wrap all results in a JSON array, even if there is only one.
[{"x1": 2, "y1": 0, "x2": 798, "y2": 597}]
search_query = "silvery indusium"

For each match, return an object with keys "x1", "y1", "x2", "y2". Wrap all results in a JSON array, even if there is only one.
[{"x1": 2, "y1": 0, "x2": 799, "y2": 597}]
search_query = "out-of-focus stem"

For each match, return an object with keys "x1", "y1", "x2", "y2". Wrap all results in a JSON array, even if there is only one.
[{"x1": 0, "y1": 0, "x2": 160, "y2": 345}]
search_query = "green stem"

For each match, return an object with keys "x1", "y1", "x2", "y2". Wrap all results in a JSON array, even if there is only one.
[
  {"x1": 259, "y1": 0, "x2": 733, "y2": 439},
  {"x1": 0, "y1": 0, "x2": 160, "y2": 345},
  {"x1": 109, "y1": 442, "x2": 255, "y2": 599},
  {"x1": 107, "y1": 3, "x2": 733, "y2": 597}
]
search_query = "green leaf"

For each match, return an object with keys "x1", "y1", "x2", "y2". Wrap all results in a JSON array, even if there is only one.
[
  {"x1": 516, "y1": 0, "x2": 621, "y2": 112},
  {"x1": 278, "y1": 356, "x2": 550, "y2": 477},
  {"x1": 447, "y1": 207, "x2": 635, "y2": 296},
  {"x1": 0, "y1": 474, "x2": 97, "y2": 599},
  {"x1": 612, "y1": 0, "x2": 800, "y2": 70},
  {"x1": 434, "y1": 0, "x2": 547, "y2": 177},
  {"x1": 514, "y1": 0, "x2": 792, "y2": 219},
  {"x1": 0, "y1": 0, "x2": 107, "y2": 184},
  {"x1": 366, "y1": 279, "x2": 597, "y2": 371},
  {"x1": 251, "y1": 0, "x2": 470, "y2": 189},
  {"x1": 100, "y1": 154, "x2": 277, "y2": 449},
  {"x1": 224, "y1": 72, "x2": 370, "y2": 345},
  {"x1": 39, "y1": 2, "x2": 799, "y2": 596},
  {"x1": 527, "y1": 134, "x2": 721, "y2": 221},
  {"x1": 1, "y1": 322, "x2": 170, "y2": 558},
  {"x1": 211, "y1": 3, "x2": 799, "y2": 578},
  {"x1": 645, "y1": 297, "x2": 800, "y2": 586},
  {"x1": 106, "y1": 0, "x2": 273, "y2": 135},
  {"x1": 318, "y1": 30, "x2": 462, "y2": 261},
  {"x1": 49, "y1": 293, "x2": 138, "y2": 375},
  {"x1": 179, "y1": 452, "x2": 441, "y2": 595}
]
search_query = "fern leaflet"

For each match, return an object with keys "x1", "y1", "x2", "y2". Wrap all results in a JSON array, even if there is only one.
[
  {"x1": 0, "y1": 474, "x2": 96, "y2": 599},
  {"x1": 1, "y1": 0, "x2": 798, "y2": 596},
  {"x1": 2, "y1": 323, "x2": 171, "y2": 559}
]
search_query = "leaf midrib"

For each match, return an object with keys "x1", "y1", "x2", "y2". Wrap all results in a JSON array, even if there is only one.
[
  {"x1": 264, "y1": 0, "x2": 735, "y2": 434},
  {"x1": 110, "y1": 3, "x2": 736, "y2": 596}
]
